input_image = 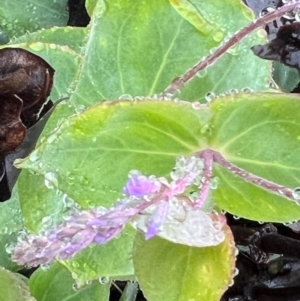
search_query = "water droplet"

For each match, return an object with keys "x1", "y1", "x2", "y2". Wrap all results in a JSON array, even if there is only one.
[
  {"x1": 209, "y1": 46, "x2": 218, "y2": 55},
  {"x1": 44, "y1": 172, "x2": 58, "y2": 189},
  {"x1": 75, "y1": 104, "x2": 85, "y2": 114},
  {"x1": 226, "y1": 44, "x2": 241, "y2": 56},
  {"x1": 212, "y1": 31, "x2": 224, "y2": 43},
  {"x1": 72, "y1": 283, "x2": 80, "y2": 291},
  {"x1": 5, "y1": 243, "x2": 16, "y2": 254},
  {"x1": 40, "y1": 264, "x2": 50, "y2": 271},
  {"x1": 241, "y1": 87, "x2": 253, "y2": 93},
  {"x1": 71, "y1": 261, "x2": 79, "y2": 268},
  {"x1": 292, "y1": 187, "x2": 300, "y2": 200},
  {"x1": 283, "y1": 10, "x2": 295, "y2": 20},
  {"x1": 233, "y1": 215, "x2": 240, "y2": 220},
  {"x1": 210, "y1": 177, "x2": 219, "y2": 189},
  {"x1": 200, "y1": 124, "x2": 211, "y2": 134},
  {"x1": 256, "y1": 28, "x2": 266, "y2": 39},
  {"x1": 49, "y1": 43, "x2": 56, "y2": 49},
  {"x1": 205, "y1": 92, "x2": 216, "y2": 102},
  {"x1": 61, "y1": 193, "x2": 75, "y2": 208},
  {"x1": 28, "y1": 42, "x2": 45, "y2": 51},
  {"x1": 28, "y1": 150, "x2": 40, "y2": 162},
  {"x1": 259, "y1": 6, "x2": 276, "y2": 18},
  {"x1": 196, "y1": 68, "x2": 207, "y2": 78},
  {"x1": 99, "y1": 276, "x2": 109, "y2": 284},
  {"x1": 233, "y1": 267, "x2": 239, "y2": 277},
  {"x1": 42, "y1": 216, "x2": 51, "y2": 224},
  {"x1": 191, "y1": 102, "x2": 202, "y2": 110},
  {"x1": 134, "y1": 96, "x2": 145, "y2": 101},
  {"x1": 118, "y1": 94, "x2": 133, "y2": 100}
]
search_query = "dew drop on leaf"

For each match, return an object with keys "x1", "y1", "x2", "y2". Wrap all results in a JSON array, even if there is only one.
[
  {"x1": 40, "y1": 263, "x2": 50, "y2": 271},
  {"x1": 241, "y1": 87, "x2": 253, "y2": 93},
  {"x1": 212, "y1": 31, "x2": 224, "y2": 43},
  {"x1": 226, "y1": 44, "x2": 241, "y2": 56},
  {"x1": 292, "y1": 187, "x2": 300, "y2": 200},
  {"x1": 28, "y1": 42, "x2": 45, "y2": 52},
  {"x1": 118, "y1": 94, "x2": 133, "y2": 100},
  {"x1": 196, "y1": 68, "x2": 207, "y2": 78},
  {"x1": 99, "y1": 276, "x2": 109, "y2": 284},
  {"x1": 191, "y1": 101, "x2": 202, "y2": 110},
  {"x1": 210, "y1": 177, "x2": 219, "y2": 189},
  {"x1": 205, "y1": 92, "x2": 216, "y2": 102},
  {"x1": 72, "y1": 283, "x2": 80, "y2": 291},
  {"x1": 44, "y1": 172, "x2": 58, "y2": 189}
]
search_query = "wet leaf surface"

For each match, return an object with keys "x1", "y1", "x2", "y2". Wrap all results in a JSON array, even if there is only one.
[
  {"x1": 29, "y1": 261, "x2": 110, "y2": 301},
  {"x1": 133, "y1": 223, "x2": 235, "y2": 301}
]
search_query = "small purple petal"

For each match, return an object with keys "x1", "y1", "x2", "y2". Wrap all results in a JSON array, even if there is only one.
[
  {"x1": 123, "y1": 175, "x2": 159, "y2": 197},
  {"x1": 145, "y1": 200, "x2": 169, "y2": 239}
]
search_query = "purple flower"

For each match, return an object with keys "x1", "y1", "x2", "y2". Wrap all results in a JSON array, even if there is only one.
[
  {"x1": 123, "y1": 171, "x2": 160, "y2": 197},
  {"x1": 10, "y1": 155, "x2": 225, "y2": 267}
]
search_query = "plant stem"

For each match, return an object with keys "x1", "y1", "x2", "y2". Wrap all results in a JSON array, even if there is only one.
[
  {"x1": 162, "y1": 1, "x2": 300, "y2": 96},
  {"x1": 198, "y1": 149, "x2": 300, "y2": 203}
]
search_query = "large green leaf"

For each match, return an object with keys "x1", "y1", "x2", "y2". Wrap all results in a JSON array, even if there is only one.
[
  {"x1": 69, "y1": 0, "x2": 270, "y2": 106},
  {"x1": 0, "y1": 267, "x2": 35, "y2": 301},
  {"x1": 133, "y1": 224, "x2": 235, "y2": 301},
  {"x1": 0, "y1": 0, "x2": 68, "y2": 38},
  {"x1": 29, "y1": 262, "x2": 110, "y2": 301},
  {"x1": 16, "y1": 100, "x2": 210, "y2": 212},
  {"x1": 209, "y1": 93, "x2": 300, "y2": 221}
]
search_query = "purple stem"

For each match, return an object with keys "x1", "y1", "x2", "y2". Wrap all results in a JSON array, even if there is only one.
[
  {"x1": 162, "y1": 1, "x2": 300, "y2": 96},
  {"x1": 199, "y1": 149, "x2": 299, "y2": 202}
]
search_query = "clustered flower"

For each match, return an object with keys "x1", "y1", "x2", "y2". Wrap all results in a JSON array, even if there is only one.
[{"x1": 10, "y1": 155, "x2": 225, "y2": 267}]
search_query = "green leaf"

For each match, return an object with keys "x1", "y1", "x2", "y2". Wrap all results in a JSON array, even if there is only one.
[
  {"x1": 69, "y1": 0, "x2": 270, "y2": 106},
  {"x1": 0, "y1": 186, "x2": 23, "y2": 235},
  {"x1": 0, "y1": 267, "x2": 35, "y2": 301},
  {"x1": 16, "y1": 100, "x2": 210, "y2": 211},
  {"x1": 17, "y1": 169, "x2": 66, "y2": 233},
  {"x1": 210, "y1": 93, "x2": 300, "y2": 222},
  {"x1": 272, "y1": 62, "x2": 299, "y2": 93},
  {"x1": 176, "y1": 1, "x2": 271, "y2": 100},
  {"x1": 0, "y1": 0, "x2": 68, "y2": 38},
  {"x1": 0, "y1": 233, "x2": 22, "y2": 271},
  {"x1": 29, "y1": 262, "x2": 110, "y2": 301},
  {"x1": 0, "y1": 188, "x2": 23, "y2": 271},
  {"x1": 133, "y1": 224, "x2": 235, "y2": 301},
  {"x1": 62, "y1": 226, "x2": 136, "y2": 288}
]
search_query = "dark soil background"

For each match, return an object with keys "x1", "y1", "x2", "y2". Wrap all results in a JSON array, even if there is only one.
[{"x1": 3, "y1": 1, "x2": 300, "y2": 300}]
